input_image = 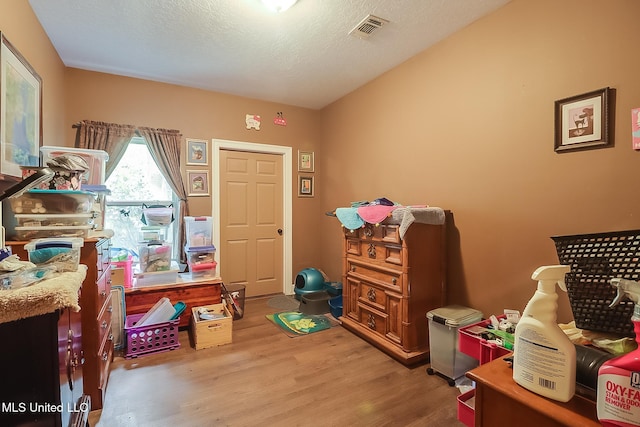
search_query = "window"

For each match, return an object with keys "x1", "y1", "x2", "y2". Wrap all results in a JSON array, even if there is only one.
[{"x1": 104, "y1": 137, "x2": 177, "y2": 260}]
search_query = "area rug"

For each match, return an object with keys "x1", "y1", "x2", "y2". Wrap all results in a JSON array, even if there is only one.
[
  {"x1": 267, "y1": 294, "x2": 300, "y2": 311},
  {"x1": 266, "y1": 311, "x2": 338, "y2": 338}
]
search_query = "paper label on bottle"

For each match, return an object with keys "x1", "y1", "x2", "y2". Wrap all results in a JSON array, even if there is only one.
[{"x1": 597, "y1": 371, "x2": 640, "y2": 426}]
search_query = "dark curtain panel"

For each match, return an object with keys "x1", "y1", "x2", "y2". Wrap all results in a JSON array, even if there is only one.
[
  {"x1": 137, "y1": 126, "x2": 190, "y2": 262},
  {"x1": 73, "y1": 120, "x2": 136, "y2": 179}
]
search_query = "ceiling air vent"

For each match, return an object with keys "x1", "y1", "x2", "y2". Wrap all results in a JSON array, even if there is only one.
[{"x1": 349, "y1": 14, "x2": 389, "y2": 39}]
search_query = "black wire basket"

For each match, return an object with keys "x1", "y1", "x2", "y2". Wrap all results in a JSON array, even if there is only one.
[{"x1": 552, "y1": 229, "x2": 639, "y2": 336}]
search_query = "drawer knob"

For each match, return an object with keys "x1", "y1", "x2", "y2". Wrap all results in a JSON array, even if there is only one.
[
  {"x1": 101, "y1": 321, "x2": 108, "y2": 329},
  {"x1": 367, "y1": 288, "x2": 376, "y2": 301},
  {"x1": 367, "y1": 243, "x2": 376, "y2": 259},
  {"x1": 102, "y1": 352, "x2": 109, "y2": 362},
  {"x1": 100, "y1": 291, "x2": 107, "y2": 297},
  {"x1": 391, "y1": 277, "x2": 397, "y2": 284},
  {"x1": 351, "y1": 266, "x2": 356, "y2": 272},
  {"x1": 367, "y1": 314, "x2": 376, "y2": 330}
]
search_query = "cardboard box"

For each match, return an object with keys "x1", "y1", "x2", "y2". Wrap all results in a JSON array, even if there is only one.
[{"x1": 191, "y1": 303, "x2": 232, "y2": 350}]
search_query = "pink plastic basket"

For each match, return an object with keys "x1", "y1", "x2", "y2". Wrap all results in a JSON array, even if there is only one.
[{"x1": 125, "y1": 313, "x2": 180, "y2": 358}]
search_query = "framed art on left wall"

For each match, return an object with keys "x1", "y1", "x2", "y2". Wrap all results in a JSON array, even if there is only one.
[{"x1": 0, "y1": 32, "x2": 42, "y2": 178}]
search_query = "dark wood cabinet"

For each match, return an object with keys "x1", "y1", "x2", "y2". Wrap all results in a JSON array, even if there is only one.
[
  {"x1": 0, "y1": 309, "x2": 89, "y2": 427},
  {"x1": 9, "y1": 237, "x2": 114, "y2": 410}
]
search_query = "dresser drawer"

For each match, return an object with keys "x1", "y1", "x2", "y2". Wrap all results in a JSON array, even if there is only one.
[
  {"x1": 344, "y1": 224, "x2": 401, "y2": 244},
  {"x1": 358, "y1": 281, "x2": 386, "y2": 312},
  {"x1": 358, "y1": 304, "x2": 387, "y2": 337},
  {"x1": 97, "y1": 325, "x2": 114, "y2": 394},
  {"x1": 348, "y1": 240, "x2": 403, "y2": 268},
  {"x1": 96, "y1": 239, "x2": 111, "y2": 275},
  {"x1": 97, "y1": 293, "x2": 113, "y2": 349},
  {"x1": 95, "y1": 266, "x2": 112, "y2": 312},
  {"x1": 346, "y1": 259, "x2": 402, "y2": 293}
]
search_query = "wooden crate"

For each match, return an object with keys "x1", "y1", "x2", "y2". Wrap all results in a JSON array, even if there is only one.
[{"x1": 191, "y1": 303, "x2": 232, "y2": 350}]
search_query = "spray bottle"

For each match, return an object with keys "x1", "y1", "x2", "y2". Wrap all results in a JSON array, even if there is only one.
[
  {"x1": 513, "y1": 265, "x2": 576, "y2": 402},
  {"x1": 597, "y1": 278, "x2": 640, "y2": 427}
]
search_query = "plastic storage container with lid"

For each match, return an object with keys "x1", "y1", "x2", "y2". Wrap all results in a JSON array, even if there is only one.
[
  {"x1": 9, "y1": 190, "x2": 96, "y2": 214},
  {"x1": 40, "y1": 146, "x2": 109, "y2": 186},
  {"x1": 426, "y1": 305, "x2": 483, "y2": 385},
  {"x1": 25, "y1": 237, "x2": 84, "y2": 272},
  {"x1": 184, "y1": 216, "x2": 213, "y2": 248}
]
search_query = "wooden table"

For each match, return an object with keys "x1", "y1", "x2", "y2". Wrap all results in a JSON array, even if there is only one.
[
  {"x1": 125, "y1": 276, "x2": 223, "y2": 329},
  {"x1": 466, "y1": 355, "x2": 599, "y2": 427}
]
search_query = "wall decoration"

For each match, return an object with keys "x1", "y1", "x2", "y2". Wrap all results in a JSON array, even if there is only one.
[
  {"x1": 632, "y1": 108, "x2": 640, "y2": 150},
  {"x1": 245, "y1": 114, "x2": 261, "y2": 130},
  {"x1": 554, "y1": 87, "x2": 611, "y2": 152},
  {"x1": 298, "y1": 175, "x2": 314, "y2": 197},
  {"x1": 187, "y1": 170, "x2": 210, "y2": 197},
  {"x1": 274, "y1": 112, "x2": 287, "y2": 126},
  {"x1": 297, "y1": 150, "x2": 314, "y2": 172},
  {"x1": 186, "y1": 138, "x2": 208, "y2": 165},
  {"x1": 0, "y1": 32, "x2": 42, "y2": 177}
]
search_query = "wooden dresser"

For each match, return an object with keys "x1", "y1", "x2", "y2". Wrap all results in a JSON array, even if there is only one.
[
  {"x1": 9, "y1": 237, "x2": 114, "y2": 410},
  {"x1": 341, "y1": 221, "x2": 446, "y2": 365}
]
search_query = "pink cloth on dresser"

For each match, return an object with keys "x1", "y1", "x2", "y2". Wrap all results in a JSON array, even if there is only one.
[{"x1": 357, "y1": 205, "x2": 397, "y2": 225}]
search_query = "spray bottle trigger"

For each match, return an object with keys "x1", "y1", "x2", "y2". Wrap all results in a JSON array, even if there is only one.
[{"x1": 558, "y1": 279, "x2": 567, "y2": 292}]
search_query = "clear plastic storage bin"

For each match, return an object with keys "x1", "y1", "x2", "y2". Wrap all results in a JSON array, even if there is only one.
[
  {"x1": 184, "y1": 216, "x2": 213, "y2": 248},
  {"x1": 25, "y1": 237, "x2": 84, "y2": 272},
  {"x1": 427, "y1": 305, "x2": 483, "y2": 385},
  {"x1": 10, "y1": 190, "x2": 96, "y2": 214},
  {"x1": 40, "y1": 146, "x2": 109, "y2": 186}
]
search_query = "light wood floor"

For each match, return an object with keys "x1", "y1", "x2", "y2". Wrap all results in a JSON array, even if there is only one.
[{"x1": 89, "y1": 296, "x2": 466, "y2": 427}]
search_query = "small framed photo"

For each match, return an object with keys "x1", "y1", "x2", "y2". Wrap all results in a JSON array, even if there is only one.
[
  {"x1": 554, "y1": 87, "x2": 612, "y2": 153},
  {"x1": 186, "y1": 138, "x2": 209, "y2": 165},
  {"x1": 187, "y1": 170, "x2": 209, "y2": 197},
  {"x1": 298, "y1": 175, "x2": 314, "y2": 197},
  {"x1": 297, "y1": 150, "x2": 314, "y2": 172}
]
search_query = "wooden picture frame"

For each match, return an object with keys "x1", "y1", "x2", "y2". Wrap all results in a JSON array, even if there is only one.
[
  {"x1": 186, "y1": 138, "x2": 209, "y2": 165},
  {"x1": 0, "y1": 32, "x2": 42, "y2": 177},
  {"x1": 298, "y1": 175, "x2": 314, "y2": 197},
  {"x1": 187, "y1": 170, "x2": 210, "y2": 197},
  {"x1": 297, "y1": 150, "x2": 314, "y2": 172},
  {"x1": 554, "y1": 87, "x2": 611, "y2": 153}
]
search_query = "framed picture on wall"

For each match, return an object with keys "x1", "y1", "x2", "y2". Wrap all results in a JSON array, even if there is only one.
[
  {"x1": 298, "y1": 175, "x2": 314, "y2": 197},
  {"x1": 297, "y1": 150, "x2": 314, "y2": 172},
  {"x1": 186, "y1": 138, "x2": 209, "y2": 165},
  {"x1": 0, "y1": 32, "x2": 42, "y2": 177},
  {"x1": 554, "y1": 87, "x2": 612, "y2": 152},
  {"x1": 187, "y1": 170, "x2": 209, "y2": 196}
]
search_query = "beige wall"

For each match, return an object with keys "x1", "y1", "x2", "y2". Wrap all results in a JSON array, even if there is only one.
[
  {"x1": 1, "y1": 0, "x2": 67, "y2": 150},
  {"x1": 319, "y1": 0, "x2": 640, "y2": 321}
]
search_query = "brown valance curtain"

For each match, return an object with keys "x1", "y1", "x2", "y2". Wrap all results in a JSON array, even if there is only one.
[
  {"x1": 73, "y1": 120, "x2": 190, "y2": 262},
  {"x1": 73, "y1": 120, "x2": 136, "y2": 179}
]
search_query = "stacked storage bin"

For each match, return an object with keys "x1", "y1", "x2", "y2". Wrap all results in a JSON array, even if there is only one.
[
  {"x1": 6, "y1": 190, "x2": 97, "y2": 240},
  {"x1": 184, "y1": 216, "x2": 217, "y2": 278},
  {"x1": 134, "y1": 205, "x2": 177, "y2": 287}
]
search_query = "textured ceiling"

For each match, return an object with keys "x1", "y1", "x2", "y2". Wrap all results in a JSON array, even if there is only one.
[{"x1": 28, "y1": 0, "x2": 511, "y2": 110}]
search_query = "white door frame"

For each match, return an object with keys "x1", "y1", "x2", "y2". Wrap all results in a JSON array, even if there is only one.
[{"x1": 212, "y1": 139, "x2": 293, "y2": 295}]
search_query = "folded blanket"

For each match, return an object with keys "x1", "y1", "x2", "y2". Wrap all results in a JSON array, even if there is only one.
[
  {"x1": 0, "y1": 265, "x2": 87, "y2": 324},
  {"x1": 335, "y1": 207, "x2": 364, "y2": 231},
  {"x1": 389, "y1": 207, "x2": 446, "y2": 239}
]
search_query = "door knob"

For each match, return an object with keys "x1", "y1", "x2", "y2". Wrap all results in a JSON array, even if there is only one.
[{"x1": 277, "y1": 229, "x2": 283, "y2": 235}]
